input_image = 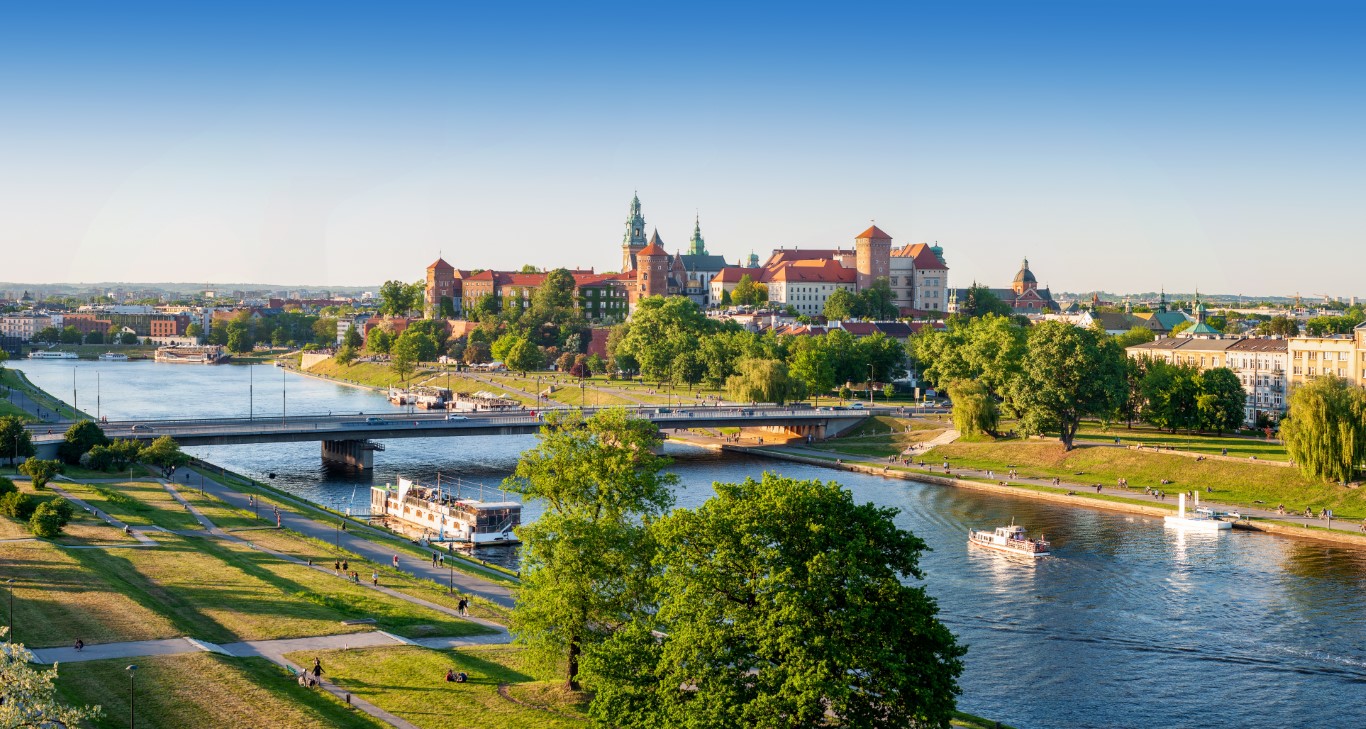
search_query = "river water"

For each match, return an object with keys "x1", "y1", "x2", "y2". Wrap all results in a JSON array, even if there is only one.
[{"x1": 15, "y1": 359, "x2": 1366, "y2": 728}]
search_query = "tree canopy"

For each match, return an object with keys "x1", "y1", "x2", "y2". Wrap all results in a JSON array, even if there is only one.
[
  {"x1": 1007, "y1": 321, "x2": 1127, "y2": 449},
  {"x1": 1281, "y1": 376, "x2": 1366, "y2": 483},
  {"x1": 504, "y1": 409, "x2": 678, "y2": 690},
  {"x1": 585, "y1": 473, "x2": 965, "y2": 729}
]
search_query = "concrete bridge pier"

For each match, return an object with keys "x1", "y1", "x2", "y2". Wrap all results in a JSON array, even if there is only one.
[{"x1": 321, "y1": 439, "x2": 383, "y2": 471}]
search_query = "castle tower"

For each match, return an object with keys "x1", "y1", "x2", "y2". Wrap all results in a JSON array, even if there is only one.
[
  {"x1": 621, "y1": 193, "x2": 648, "y2": 271},
  {"x1": 688, "y1": 215, "x2": 707, "y2": 256},
  {"x1": 637, "y1": 230, "x2": 670, "y2": 299},
  {"x1": 854, "y1": 225, "x2": 892, "y2": 290},
  {"x1": 425, "y1": 257, "x2": 456, "y2": 319},
  {"x1": 1012, "y1": 258, "x2": 1038, "y2": 295}
]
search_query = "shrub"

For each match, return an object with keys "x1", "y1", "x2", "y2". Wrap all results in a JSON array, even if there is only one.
[
  {"x1": 17, "y1": 458, "x2": 62, "y2": 490},
  {"x1": 0, "y1": 476, "x2": 16, "y2": 497},
  {"x1": 0, "y1": 492, "x2": 36, "y2": 521},
  {"x1": 30, "y1": 502, "x2": 65, "y2": 538}
]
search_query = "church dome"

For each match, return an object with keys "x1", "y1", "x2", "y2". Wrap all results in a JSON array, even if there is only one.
[{"x1": 1013, "y1": 258, "x2": 1036, "y2": 285}]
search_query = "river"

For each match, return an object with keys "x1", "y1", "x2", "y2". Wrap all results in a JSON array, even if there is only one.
[{"x1": 14, "y1": 359, "x2": 1366, "y2": 728}]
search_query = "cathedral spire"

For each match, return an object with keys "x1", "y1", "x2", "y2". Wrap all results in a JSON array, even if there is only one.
[{"x1": 688, "y1": 214, "x2": 707, "y2": 256}]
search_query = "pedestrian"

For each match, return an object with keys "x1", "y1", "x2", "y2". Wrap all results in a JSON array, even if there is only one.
[
  {"x1": 432, "y1": 552, "x2": 438, "y2": 566},
  {"x1": 458, "y1": 597, "x2": 468, "y2": 617},
  {"x1": 333, "y1": 560, "x2": 340, "y2": 575},
  {"x1": 74, "y1": 638, "x2": 84, "y2": 652},
  {"x1": 393, "y1": 555, "x2": 399, "y2": 568},
  {"x1": 342, "y1": 560, "x2": 349, "y2": 572},
  {"x1": 372, "y1": 571, "x2": 378, "y2": 586},
  {"x1": 439, "y1": 554, "x2": 445, "y2": 566},
  {"x1": 312, "y1": 657, "x2": 324, "y2": 680}
]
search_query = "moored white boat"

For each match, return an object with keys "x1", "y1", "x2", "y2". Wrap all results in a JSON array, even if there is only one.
[
  {"x1": 98, "y1": 352, "x2": 129, "y2": 361},
  {"x1": 1164, "y1": 492, "x2": 1232, "y2": 532},
  {"x1": 28, "y1": 350, "x2": 78, "y2": 359},
  {"x1": 968, "y1": 521, "x2": 1051, "y2": 558}
]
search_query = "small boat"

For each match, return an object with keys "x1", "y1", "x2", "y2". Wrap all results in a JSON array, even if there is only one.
[
  {"x1": 28, "y1": 350, "x2": 78, "y2": 359},
  {"x1": 98, "y1": 352, "x2": 129, "y2": 361},
  {"x1": 968, "y1": 521, "x2": 1051, "y2": 558},
  {"x1": 1164, "y1": 492, "x2": 1232, "y2": 532}
]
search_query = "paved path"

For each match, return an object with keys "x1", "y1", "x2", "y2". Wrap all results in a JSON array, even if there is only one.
[
  {"x1": 168, "y1": 466, "x2": 516, "y2": 609},
  {"x1": 2, "y1": 377, "x2": 69, "y2": 422},
  {"x1": 46, "y1": 481, "x2": 158, "y2": 546}
]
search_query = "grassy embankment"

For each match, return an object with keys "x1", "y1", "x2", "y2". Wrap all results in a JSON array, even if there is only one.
[
  {"x1": 56, "y1": 653, "x2": 385, "y2": 729},
  {"x1": 794, "y1": 415, "x2": 1366, "y2": 518},
  {"x1": 302, "y1": 358, "x2": 432, "y2": 390},
  {"x1": 0, "y1": 367, "x2": 89, "y2": 420},
  {"x1": 804, "y1": 416, "x2": 951, "y2": 457}
]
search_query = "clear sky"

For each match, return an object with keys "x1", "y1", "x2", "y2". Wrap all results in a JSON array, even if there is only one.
[{"x1": 2, "y1": 1, "x2": 1363, "y2": 296}]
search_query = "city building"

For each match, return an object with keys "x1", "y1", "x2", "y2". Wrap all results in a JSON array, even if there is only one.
[
  {"x1": 948, "y1": 258, "x2": 1058, "y2": 315},
  {"x1": 1126, "y1": 337, "x2": 1290, "y2": 424},
  {"x1": 424, "y1": 257, "x2": 464, "y2": 318},
  {"x1": 1287, "y1": 332, "x2": 1363, "y2": 386},
  {"x1": 0, "y1": 312, "x2": 52, "y2": 341},
  {"x1": 460, "y1": 269, "x2": 628, "y2": 322},
  {"x1": 889, "y1": 242, "x2": 949, "y2": 313}
]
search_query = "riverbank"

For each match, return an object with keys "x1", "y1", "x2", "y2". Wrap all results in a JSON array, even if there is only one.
[
  {"x1": 0, "y1": 367, "x2": 89, "y2": 421},
  {"x1": 743, "y1": 443, "x2": 1366, "y2": 550}
]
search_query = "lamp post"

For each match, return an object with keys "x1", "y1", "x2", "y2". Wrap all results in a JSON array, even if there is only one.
[
  {"x1": 125, "y1": 664, "x2": 138, "y2": 729},
  {"x1": 6, "y1": 578, "x2": 13, "y2": 643},
  {"x1": 449, "y1": 561, "x2": 454, "y2": 595},
  {"x1": 281, "y1": 368, "x2": 287, "y2": 424},
  {"x1": 96, "y1": 371, "x2": 101, "y2": 422},
  {"x1": 535, "y1": 375, "x2": 541, "y2": 411},
  {"x1": 336, "y1": 519, "x2": 343, "y2": 553},
  {"x1": 580, "y1": 379, "x2": 585, "y2": 409},
  {"x1": 249, "y1": 363, "x2": 254, "y2": 421},
  {"x1": 72, "y1": 366, "x2": 78, "y2": 415},
  {"x1": 868, "y1": 364, "x2": 874, "y2": 404}
]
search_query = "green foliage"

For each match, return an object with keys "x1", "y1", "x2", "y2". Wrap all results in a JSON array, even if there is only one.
[
  {"x1": 19, "y1": 458, "x2": 63, "y2": 489},
  {"x1": 394, "y1": 329, "x2": 438, "y2": 363},
  {"x1": 0, "y1": 491, "x2": 34, "y2": 520},
  {"x1": 59, "y1": 420, "x2": 110, "y2": 464},
  {"x1": 670, "y1": 350, "x2": 704, "y2": 390},
  {"x1": 858, "y1": 276, "x2": 898, "y2": 320},
  {"x1": 1113, "y1": 326, "x2": 1156, "y2": 348},
  {"x1": 378, "y1": 279, "x2": 423, "y2": 317},
  {"x1": 1139, "y1": 360, "x2": 1201, "y2": 432},
  {"x1": 726, "y1": 357, "x2": 800, "y2": 405},
  {"x1": 462, "y1": 340, "x2": 491, "y2": 365},
  {"x1": 822, "y1": 288, "x2": 859, "y2": 320},
  {"x1": 788, "y1": 338, "x2": 837, "y2": 402},
  {"x1": 334, "y1": 344, "x2": 358, "y2": 366},
  {"x1": 0, "y1": 628, "x2": 102, "y2": 725},
  {"x1": 1281, "y1": 376, "x2": 1366, "y2": 483},
  {"x1": 532, "y1": 268, "x2": 578, "y2": 313},
  {"x1": 60, "y1": 326, "x2": 83, "y2": 344},
  {"x1": 954, "y1": 284, "x2": 1013, "y2": 320},
  {"x1": 912, "y1": 314, "x2": 1025, "y2": 408},
  {"x1": 947, "y1": 380, "x2": 999, "y2": 436},
  {"x1": 366, "y1": 326, "x2": 394, "y2": 355},
  {"x1": 584, "y1": 473, "x2": 964, "y2": 728},
  {"x1": 186, "y1": 322, "x2": 204, "y2": 341},
  {"x1": 1007, "y1": 321, "x2": 1127, "y2": 449},
  {"x1": 730, "y1": 275, "x2": 768, "y2": 307},
  {"x1": 1256, "y1": 315, "x2": 1299, "y2": 337},
  {"x1": 1196, "y1": 368, "x2": 1247, "y2": 435},
  {"x1": 609, "y1": 297, "x2": 721, "y2": 382},
  {"x1": 139, "y1": 435, "x2": 191, "y2": 470},
  {"x1": 504, "y1": 409, "x2": 678, "y2": 689},
  {"x1": 29, "y1": 500, "x2": 67, "y2": 537},
  {"x1": 343, "y1": 324, "x2": 364, "y2": 349},
  {"x1": 0, "y1": 416, "x2": 35, "y2": 464}
]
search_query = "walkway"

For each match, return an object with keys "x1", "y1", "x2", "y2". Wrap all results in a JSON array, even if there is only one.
[
  {"x1": 1, "y1": 376, "x2": 69, "y2": 423},
  {"x1": 47, "y1": 481, "x2": 158, "y2": 547}
]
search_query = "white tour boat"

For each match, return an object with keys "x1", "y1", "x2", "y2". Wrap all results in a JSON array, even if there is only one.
[
  {"x1": 28, "y1": 350, "x2": 78, "y2": 359},
  {"x1": 98, "y1": 352, "x2": 129, "y2": 361},
  {"x1": 370, "y1": 477, "x2": 521, "y2": 546},
  {"x1": 1163, "y1": 492, "x2": 1232, "y2": 532},
  {"x1": 968, "y1": 521, "x2": 1051, "y2": 558}
]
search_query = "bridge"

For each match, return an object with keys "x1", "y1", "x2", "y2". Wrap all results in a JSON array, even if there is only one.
[{"x1": 25, "y1": 406, "x2": 876, "y2": 470}]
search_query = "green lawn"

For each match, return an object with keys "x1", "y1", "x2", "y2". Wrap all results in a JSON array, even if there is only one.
[
  {"x1": 302, "y1": 358, "x2": 429, "y2": 389},
  {"x1": 56, "y1": 480, "x2": 205, "y2": 532},
  {"x1": 0, "y1": 399, "x2": 37, "y2": 421},
  {"x1": 1074, "y1": 422, "x2": 1289, "y2": 461},
  {"x1": 925, "y1": 440, "x2": 1364, "y2": 518},
  {"x1": 284, "y1": 645, "x2": 590, "y2": 729},
  {"x1": 55, "y1": 654, "x2": 384, "y2": 729},
  {"x1": 806, "y1": 416, "x2": 950, "y2": 458},
  {"x1": 0, "y1": 368, "x2": 89, "y2": 420}
]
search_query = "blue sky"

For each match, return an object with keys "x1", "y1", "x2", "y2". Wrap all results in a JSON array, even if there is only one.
[{"x1": 2, "y1": 1, "x2": 1363, "y2": 296}]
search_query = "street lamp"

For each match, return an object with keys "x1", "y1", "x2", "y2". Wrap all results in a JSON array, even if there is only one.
[
  {"x1": 72, "y1": 366, "x2": 78, "y2": 415},
  {"x1": 6, "y1": 578, "x2": 13, "y2": 644},
  {"x1": 249, "y1": 363, "x2": 254, "y2": 421},
  {"x1": 868, "y1": 364, "x2": 874, "y2": 404},
  {"x1": 125, "y1": 664, "x2": 138, "y2": 729},
  {"x1": 281, "y1": 368, "x2": 287, "y2": 423}
]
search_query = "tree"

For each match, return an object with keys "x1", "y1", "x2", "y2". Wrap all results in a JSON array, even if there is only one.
[
  {"x1": 823, "y1": 288, "x2": 860, "y2": 320},
  {"x1": 33, "y1": 326, "x2": 60, "y2": 343},
  {"x1": 139, "y1": 435, "x2": 191, "y2": 470},
  {"x1": 532, "y1": 268, "x2": 578, "y2": 314},
  {"x1": 366, "y1": 326, "x2": 394, "y2": 355},
  {"x1": 610, "y1": 297, "x2": 719, "y2": 382},
  {"x1": 59, "y1": 420, "x2": 109, "y2": 464},
  {"x1": 18, "y1": 458, "x2": 62, "y2": 490},
  {"x1": 731, "y1": 275, "x2": 766, "y2": 307},
  {"x1": 0, "y1": 477, "x2": 13, "y2": 498},
  {"x1": 504, "y1": 336, "x2": 545, "y2": 375},
  {"x1": 1007, "y1": 321, "x2": 1127, "y2": 450},
  {"x1": 395, "y1": 330, "x2": 439, "y2": 363},
  {"x1": 0, "y1": 627, "x2": 102, "y2": 725},
  {"x1": 60, "y1": 326, "x2": 82, "y2": 344},
  {"x1": 0, "y1": 492, "x2": 34, "y2": 520},
  {"x1": 857, "y1": 332, "x2": 907, "y2": 383},
  {"x1": 670, "y1": 350, "x2": 705, "y2": 391},
  {"x1": 912, "y1": 315, "x2": 1025, "y2": 407},
  {"x1": 726, "y1": 357, "x2": 799, "y2": 405},
  {"x1": 186, "y1": 322, "x2": 204, "y2": 342},
  {"x1": 1257, "y1": 316, "x2": 1299, "y2": 337},
  {"x1": 1114, "y1": 326, "x2": 1156, "y2": 349},
  {"x1": 857, "y1": 277, "x2": 898, "y2": 320},
  {"x1": 29, "y1": 497, "x2": 74, "y2": 538},
  {"x1": 788, "y1": 340, "x2": 836, "y2": 405},
  {"x1": 948, "y1": 380, "x2": 998, "y2": 436},
  {"x1": 1139, "y1": 360, "x2": 1200, "y2": 433},
  {"x1": 504, "y1": 409, "x2": 678, "y2": 690},
  {"x1": 1170, "y1": 320, "x2": 1194, "y2": 336},
  {"x1": 120, "y1": 331, "x2": 139, "y2": 345},
  {"x1": 585, "y1": 473, "x2": 964, "y2": 728},
  {"x1": 0, "y1": 416, "x2": 34, "y2": 465},
  {"x1": 343, "y1": 324, "x2": 364, "y2": 350},
  {"x1": 84, "y1": 330, "x2": 104, "y2": 344},
  {"x1": 312, "y1": 317, "x2": 337, "y2": 345},
  {"x1": 378, "y1": 279, "x2": 422, "y2": 317},
  {"x1": 953, "y1": 284, "x2": 1013, "y2": 320},
  {"x1": 462, "y1": 340, "x2": 491, "y2": 365},
  {"x1": 390, "y1": 337, "x2": 418, "y2": 382},
  {"x1": 334, "y1": 344, "x2": 358, "y2": 365},
  {"x1": 1281, "y1": 376, "x2": 1366, "y2": 483},
  {"x1": 1196, "y1": 368, "x2": 1246, "y2": 435}
]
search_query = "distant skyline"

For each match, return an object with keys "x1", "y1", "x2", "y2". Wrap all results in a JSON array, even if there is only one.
[{"x1": 3, "y1": 1, "x2": 1364, "y2": 297}]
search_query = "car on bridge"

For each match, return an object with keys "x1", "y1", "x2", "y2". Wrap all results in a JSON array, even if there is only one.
[
  {"x1": 445, "y1": 414, "x2": 468, "y2": 421},
  {"x1": 131, "y1": 424, "x2": 155, "y2": 432},
  {"x1": 362, "y1": 417, "x2": 389, "y2": 426}
]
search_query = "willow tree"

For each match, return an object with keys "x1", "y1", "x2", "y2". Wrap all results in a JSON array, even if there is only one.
[
  {"x1": 504, "y1": 409, "x2": 678, "y2": 690},
  {"x1": 947, "y1": 379, "x2": 998, "y2": 436},
  {"x1": 1281, "y1": 375, "x2": 1366, "y2": 483},
  {"x1": 726, "y1": 357, "x2": 800, "y2": 405}
]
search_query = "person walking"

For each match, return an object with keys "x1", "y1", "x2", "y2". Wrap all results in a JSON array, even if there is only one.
[
  {"x1": 333, "y1": 560, "x2": 340, "y2": 576},
  {"x1": 371, "y1": 571, "x2": 378, "y2": 586},
  {"x1": 312, "y1": 657, "x2": 324, "y2": 681},
  {"x1": 342, "y1": 560, "x2": 349, "y2": 572},
  {"x1": 457, "y1": 597, "x2": 468, "y2": 617},
  {"x1": 392, "y1": 555, "x2": 400, "y2": 569}
]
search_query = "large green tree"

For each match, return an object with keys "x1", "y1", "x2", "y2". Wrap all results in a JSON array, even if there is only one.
[
  {"x1": 585, "y1": 473, "x2": 965, "y2": 728},
  {"x1": 0, "y1": 629, "x2": 101, "y2": 725},
  {"x1": 504, "y1": 409, "x2": 678, "y2": 690},
  {"x1": 1139, "y1": 360, "x2": 1200, "y2": 433},
  {"x1": 18, "y1": 458, "x2": 62, "y2": 490},
  {"x1": 726, "y1": 357, "x2": 800, "y2": 405},
  {"x1": 1281, "y1": 376, "x2": 1366, "y2": 483},
  {"x1": 823, "y1": 288, "x2": 860, "y2": 320},
  {"x1": 857, "y1": 277, "x2": 898, "y2": 320},
  {"x1": 610, "y1": 297, "x2": 722, "y2": 382},
  {"x1": 912, "y1": 315, "x2": 1025, "y2": 408},
  {"x1": 730, "y1": 275, "x2": 767, "y2": 307},
  {"x1": 947, "y1": 379, "x2": 999, "y2": 436},
  {"x1": 1196, "y1": 368, "x2": 1246, "y2": 435},
  {"x1": 953, "y1": 284, "x2": 1013, "y2": 320},
  {"x1": 1007, "y1": 321, "x2": 1127, "y2": 449},
  {"x1": 59, "y1": 420, "x2": 109, "y2": 464},
  {"x1": 0, "y1": 416, "x2": 34, "y2": 465},
  {"x1": 788, "y1": 338, "x2": 837, "y2": 404}
]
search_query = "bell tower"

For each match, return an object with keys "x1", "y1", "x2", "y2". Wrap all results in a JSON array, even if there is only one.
[{"x1": 621, "y1": 193, "x2": 648, "y2": 271}]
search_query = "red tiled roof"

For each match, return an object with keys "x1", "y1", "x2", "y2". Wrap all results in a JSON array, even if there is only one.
[
  {"x1": 857, "y1": 225, "x2": 892, "y2": 240},
  {"x1": 712, "y1": 267, "x2": 767, "y2": 284},
  {"x1": 637, "y1": 243, "x2": 668, "y2": 257},
  {"x1": 890, "y1": 243, "x2": 947, "y2": 270},
  {"x1": 427, "y1": 258, "x2": 454, "y2": 271},
  {"x1": 768, "y1": 260, "x2": 855, "y2": 284},
  {"x1": 763, "y1": 249, "x2": 849, "y2": 268}
]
